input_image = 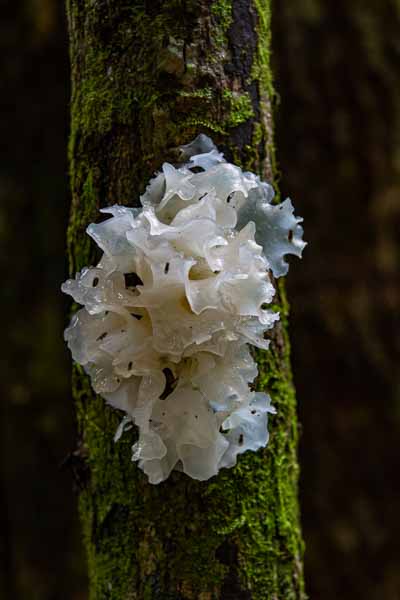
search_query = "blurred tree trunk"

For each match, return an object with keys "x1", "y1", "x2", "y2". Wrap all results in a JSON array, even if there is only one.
[
  {"x1": 66, "y1": 1, "x2": 305, "y2": 598},
  {"x1": 273, "y1": 2, "x2": 400, "y2": 599},
  {"x1": 0, "y1": 1, "x2": 86, "y2": 598}
]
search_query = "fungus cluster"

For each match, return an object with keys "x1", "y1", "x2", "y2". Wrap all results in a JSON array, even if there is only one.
[{"x1": 62, "y1": 135, "x2": 305, "y2": 484}]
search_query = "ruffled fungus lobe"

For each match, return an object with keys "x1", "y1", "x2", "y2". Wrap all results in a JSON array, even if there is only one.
[{"x1": 62, "y1": 135, "x2": 306, "y2": 484}]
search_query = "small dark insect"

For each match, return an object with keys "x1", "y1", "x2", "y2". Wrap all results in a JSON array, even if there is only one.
[
  {"x1": 97, "y1": 332, "x2": 107, "y2": 341},
  {"x1": 128, "y1": 362, "x2": 133, "y2": 370},
  {"x1": 124, "y1": 272, "x2": 143, "y2": 288},
  {"x1": 92, "y1": 277, "x2": 99, "y2": 287},
  {"x1": 164, "y1": 262, "x2": 170, "y2": 274},
  {"x1": 226, "y1": 192, "x2": 234, "y2": 204},
  {"x1": 238, "y1": 434, "x2": 244, "y2": 445},
  {"x1": 251, "y1": 410, "x2": 256, "y2": 415},
  {"x1": 288, "y1": 229, "x2": 293, "y2": 242}
]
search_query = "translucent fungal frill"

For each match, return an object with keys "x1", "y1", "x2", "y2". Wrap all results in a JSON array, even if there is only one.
[{"x1": 62, "y1": 135, "x2": 305, "y2": 484}]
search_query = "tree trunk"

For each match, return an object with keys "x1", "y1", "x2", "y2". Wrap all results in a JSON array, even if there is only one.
[
  {"x1": 65, "y1": 1, "x2": 305, "y2": 598},
  {"x1": 272, "y1": 2, "x2": 400, "y2": 599}
]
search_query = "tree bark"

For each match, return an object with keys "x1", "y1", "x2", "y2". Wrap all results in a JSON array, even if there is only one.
[{"x1": 66, "y1": 1, "x2": 305, "y2": 598}]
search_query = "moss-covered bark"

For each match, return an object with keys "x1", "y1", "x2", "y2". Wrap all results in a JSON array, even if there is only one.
[{"x1": 66, "y1": 1, "x2": 305, "y2": 598}]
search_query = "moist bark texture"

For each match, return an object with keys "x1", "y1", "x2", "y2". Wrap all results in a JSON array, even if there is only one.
[{"x1": 66, "y1": 1, "x2": 305, "y2": 598}]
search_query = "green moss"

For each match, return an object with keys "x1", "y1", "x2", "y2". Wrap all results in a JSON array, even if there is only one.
[
  {"x1": 210, "y1": 0, "x2": 233, "y2": 49},
  {"x1": 67, "y1": 170, "x2": 98, "y2": 275},
  {"x1": 252, "y1": 0, "x2": 279, "y2": 183},
  {"x1": 182, "y1": 118, "x2": 226, "y2": 135},
  {"x1": 223, "y1": 90, "x2": 255, "y2": 128},
  {"x1": 179, "y1": 88, "x2": 214, "y2": 100},
  {"x1": 177, "y1": 90, "x2": 255, "y2": 136},
  {"x1": 211, "y1": 0, "x2": 233, "y2": 20}
]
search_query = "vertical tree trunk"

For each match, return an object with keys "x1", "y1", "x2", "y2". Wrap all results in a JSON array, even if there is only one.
[
  {"x1": 66, "y1": 1, "x2": 305, "y2": 598},
  {"x1": 273, "y1": 2, "x2": 400, "y2": 599}
]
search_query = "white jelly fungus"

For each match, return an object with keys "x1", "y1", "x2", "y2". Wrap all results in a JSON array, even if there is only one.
[{"x1": 62, "y1": 135, "x2": 306, "y2": 484}]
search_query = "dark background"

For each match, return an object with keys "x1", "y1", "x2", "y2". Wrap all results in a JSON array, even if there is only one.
[{"x1": 1, "y1": 1, "x2": 399, "y2": 598}]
